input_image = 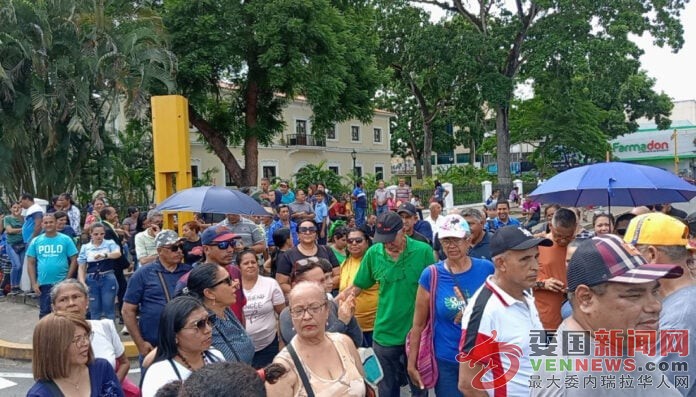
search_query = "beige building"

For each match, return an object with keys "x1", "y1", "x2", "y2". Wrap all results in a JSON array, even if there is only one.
[{"x1": 190, "y1": 97, "x2": 394, "y2": 186}]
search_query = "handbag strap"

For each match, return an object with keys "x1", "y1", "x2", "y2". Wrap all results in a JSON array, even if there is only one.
[
  {"x1": 157, "y1": 272, "x2": 172, "y2": 302},
  {"x1": 428, "y1": 265, "x2": 437, "y2": 325},
  {"x1": 287, "y1": 342, "x2": 316, "y2": 397},
  {"x1": 213, "y1": 321, "x2": 241, "y2": 362}
]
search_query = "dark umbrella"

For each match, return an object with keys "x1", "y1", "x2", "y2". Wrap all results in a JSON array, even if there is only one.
[
  {"x1": 528, "y1": 162, "x2": 696, "y2": 211},
  {"x1": 156, "y1": 186, "x2": 268, "y2": 215}
]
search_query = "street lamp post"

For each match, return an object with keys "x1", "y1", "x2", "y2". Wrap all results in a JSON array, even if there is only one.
[{"x1": 351, "y1": 149, "x2": 357, "y2": 187}]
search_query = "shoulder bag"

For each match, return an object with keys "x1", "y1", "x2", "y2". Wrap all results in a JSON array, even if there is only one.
[{"x1": 405, "y1": 265, "x2": 438, "y2": 389}]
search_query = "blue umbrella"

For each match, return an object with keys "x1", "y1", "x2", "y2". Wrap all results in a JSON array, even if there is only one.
[
  {"x1": 528, "y1": 162, "x2": 696, "y2": 208},
  {"x1": 156, "y1": 186, "x2": 269, "y2": 215}
]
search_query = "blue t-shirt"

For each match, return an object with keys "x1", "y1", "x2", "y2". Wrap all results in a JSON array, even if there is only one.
[
  {"x1": 434, "y1": 185, "x2": 446, "y2": 201},
  {"x1": 419, "y1": 259, "x2": 495, "y2": 363},
  {"x1": 123, "y1": 260, "x2": 192, "y2": 346},
  {"x1": 353, "y1": 187, "x2": 368, "y2": 208},
  {"x1": 27, "y1": 358, "x2": 123, "y2": 397},
  {"x1": 314, "y1": 201, "x2": 328, "y2": 223},
  {"x1": 26, "y1": 233, "x2": 78, "y2": 285}
]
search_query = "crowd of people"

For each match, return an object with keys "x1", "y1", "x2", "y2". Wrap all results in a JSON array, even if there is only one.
[{"x1": 2, "y1": 181, "x2": 695, "y2": 397}]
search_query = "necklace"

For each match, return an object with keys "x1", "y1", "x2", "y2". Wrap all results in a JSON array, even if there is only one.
[{"x1": 178, "y1": 352, "x2": 205, "y2": 371}]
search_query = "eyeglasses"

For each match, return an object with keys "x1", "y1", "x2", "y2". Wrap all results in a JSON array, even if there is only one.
[
  {"x1": 298, "y1": 226, "x2": 317, "y2": 234},
  {"x1": 211, "y1": 276, "x2": 232, "y2": 288},
  {"x1": 440, "y1": 238, "x2": 464, "y2": 247},
  {"x1": 347, "y1": 237, "x2": 364, "y2": 244},
  {"x1": 72, "y1": 332, "x2": 93, "y2": 346},
  {"x1": 208, "y1": 240, "x2": 237, "y2": 250},
  {"x1": 181, "y1": 315, "x2": 215, "y2": 332},
  {"x1": 289, "y1": 302, "x2": 327, "y2": 318},
  {"x1": 164, "y1": 244, "x2": 184, "y2": 252}
]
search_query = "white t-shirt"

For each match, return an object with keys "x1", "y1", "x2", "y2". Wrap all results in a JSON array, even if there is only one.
[
  {"x1": 141, "y1": 348, "x2": 224, "y2": 397},
  {"x1": 89, "y1": 319, "x2": 125, "y2": 368},
  {"x1": 242, "y1": 276, "x2": 284, "y2": 351}
]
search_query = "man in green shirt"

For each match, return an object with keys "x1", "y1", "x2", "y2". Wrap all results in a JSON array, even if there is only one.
[{"x1": 342, "y1": 211, "x2": 434, "y2": 397}]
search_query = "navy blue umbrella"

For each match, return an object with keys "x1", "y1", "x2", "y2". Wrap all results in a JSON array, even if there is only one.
[
  {"x1": 156, "y1": 186, "x2": 268, "y2": 215},
  {"x1": 528, "y1": 162, "x2": 696, "y2": 209}
]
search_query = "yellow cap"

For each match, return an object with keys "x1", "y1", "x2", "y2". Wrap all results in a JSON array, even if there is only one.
[{"x1": 624, "y1": 213, "x2": 688, "y2": 246}]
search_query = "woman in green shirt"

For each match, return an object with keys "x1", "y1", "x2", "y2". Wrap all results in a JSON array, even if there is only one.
[{"x1": 3, "y1": 202, "x2": 25, "y2": 294}]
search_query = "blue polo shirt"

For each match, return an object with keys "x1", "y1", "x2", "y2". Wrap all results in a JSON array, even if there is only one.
[
  {"x1": 485, "y1": 216, "x2": 521, "y2": 232},
  {"x1": 123, "y1": 260, "x2": 192, "y2": 346},
  {"x1": 469, "y1": 232, "x2": 493, "y2": 261}
]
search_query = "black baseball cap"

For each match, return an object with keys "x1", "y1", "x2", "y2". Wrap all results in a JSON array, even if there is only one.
[
  {"x1": 489, "y1": 226, "x2": 552, "y2": 258},
  {"x1": 373, "y1": 212, "x2": 404, "y2": 243},
  {"x1": 397, "y1": 202, "x2": 417, "y2": 216}
]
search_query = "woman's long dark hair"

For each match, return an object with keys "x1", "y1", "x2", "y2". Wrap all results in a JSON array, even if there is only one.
[
  {"x1": 182, "y1": 263, "x2": 221, "y2": 300},
  {"x1": 155, "y1": 296, "x2": 207, "y2": 362}
]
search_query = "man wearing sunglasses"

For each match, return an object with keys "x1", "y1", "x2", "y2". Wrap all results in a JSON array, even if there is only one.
[
  {"x1": 122, "y1": 230, "x2": 193, "y2": 359},
  {"x1": 174, "y1": 226, "x2": 247, "y2": 326},
  {"x1": 217, "y1": 214, "x2": 266, "y2": 255}
]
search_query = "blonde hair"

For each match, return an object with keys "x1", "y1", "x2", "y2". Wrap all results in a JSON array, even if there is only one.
[{"x1": 32, "y1": 312, "x2": 94, "y2": 380}]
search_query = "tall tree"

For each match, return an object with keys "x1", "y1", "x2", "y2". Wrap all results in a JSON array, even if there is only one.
[
  {"x1": 164, "y1": 0, "x2": 381, "y2": 187},
  {"x1": 415, "y1": 0, "x2": 687, "y2": 187},
  {"x1": 0, "y1": 0, "x2": 175, "y2": 198},
  {"x1": 377, "y1": 4, "x2": 485, "y2": 178}
]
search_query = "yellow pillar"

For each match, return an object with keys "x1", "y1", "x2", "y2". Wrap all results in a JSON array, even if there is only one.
[{"x1": 151, "y1": 95, "x2": 194, "y2": 233}]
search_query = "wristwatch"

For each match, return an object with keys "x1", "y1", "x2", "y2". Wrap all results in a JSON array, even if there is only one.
[{"x1": 535, "y1": 280, "x2": 545, "y2": 289}]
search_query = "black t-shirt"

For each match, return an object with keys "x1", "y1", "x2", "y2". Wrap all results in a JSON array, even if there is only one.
[
  {"x1": 182, "y1": 239, "x2": 203, "y2": 265},
  {"x1": 275, "y1": 245, "x2": 339, "y2": 276}
]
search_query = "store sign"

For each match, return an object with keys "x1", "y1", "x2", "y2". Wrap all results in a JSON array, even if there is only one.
[
  {"x1": 611, "y1": 140, "x2": 670, "y2": 154},
  {"x1": 610, "y1": 128, "x2": 696, "y2": 160}
]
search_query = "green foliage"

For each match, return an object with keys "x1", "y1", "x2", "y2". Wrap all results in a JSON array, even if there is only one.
[
  {"x1": 164, "y1": 0, "x2": 382, "y2": 186},
  {"x1": 0, "y1": 0, "x2": 174, "y2": 198},
  {"x1": 292, "y1": 161, "x2": 347, "y2": 196}
]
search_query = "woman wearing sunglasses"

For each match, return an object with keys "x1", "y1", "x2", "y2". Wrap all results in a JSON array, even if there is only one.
[
  {"x1": 339, "y1": 227, "x2": 379, "y2": 347},
  {"x1": 278, "y1": 257, "x2": 363, "y2": 348},
  {"x1": 28, "y1": 312, "x2": 124, "y2": 397},
  {"x1": 184, "y1": 263, "x2": 255, "y2": 364},
  {"x1": 266, "y1": 281, "x2": 367, "y2": 396},
  {"x1": 275, "y1": 220, "x2": 340, "y2": 296},
  {"x1": 141, "y1": 295, "x2": 224, "y2": 397}
]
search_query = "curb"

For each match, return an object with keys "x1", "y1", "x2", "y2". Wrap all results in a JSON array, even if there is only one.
[
  {"x1": 0, "y1": 339, "x2": 140, "y2": 361},
  {"x1": 0, "y1": 295, "x2": 140, "y2": 360}
]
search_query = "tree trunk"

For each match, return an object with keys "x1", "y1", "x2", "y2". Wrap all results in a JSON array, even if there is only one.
[
  {"x1": 188, "y1": 105, "x2": 245, "y2": 186},
  {"x1": 469, "y1": 138, "x2": 476, "y2": 166},
  {"x1": 422, "y1": 121, "x2": 433, "y2": 177},
  {"x1": 496, "y1": 104, "x2": 512, "y2": 189},
  {"x1": 243, "y1": 80, "x2": 259, "y2": 187}
]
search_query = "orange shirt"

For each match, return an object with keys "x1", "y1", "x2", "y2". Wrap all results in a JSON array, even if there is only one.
[{"x1": 535, "y1": 242, "x2": 567, "y2": 330}]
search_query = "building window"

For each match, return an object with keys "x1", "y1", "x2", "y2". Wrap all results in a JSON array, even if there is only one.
[
  {"x1": 327, "y1": 124, "x2": 336, "y2": 140},
  {"x1": 329, "y1": 166, "x2": 339, "y2": 174},
  {"x1": 373, "y1": 128, "x2": 382, "y2": 143},
  {"x1": 375, "y1": 166, "x2": 384, "y2": 180},
  {"x1": 191, "y1": 165, "x2": 199, "y2": 185},
  {"x1": 296, "y1": 120, "x2": 307, "y2": 136},
  {"x1": 262, "y1": 166, "x2": 277, "y2": 180},
  {"x1": 355, "y1": 166, "x2": 363, "y2": 178},
  {"x1": 351, "y1": 126, "x2": 360, "y2": 141}
]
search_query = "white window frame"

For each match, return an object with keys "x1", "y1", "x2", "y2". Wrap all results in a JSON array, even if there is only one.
[
  {"x1": 351, "y1": 125, "x2": 361, "y2": 142},
  {"x1": 326, "y1": 124, "x2": 338, "y2": 141},
  {"x1": 373, "y1": 127, "x2": 382, "y2": 144}
]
